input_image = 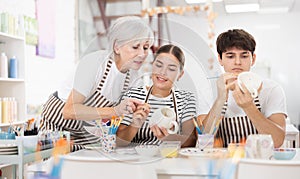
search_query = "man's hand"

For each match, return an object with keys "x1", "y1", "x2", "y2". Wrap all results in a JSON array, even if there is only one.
[
  {"x1": 233, "y1": 82, "x2": 255, "y2": 108},
  {"x1": 216, "y1": 73, "x2": 237, "y2": 101}
]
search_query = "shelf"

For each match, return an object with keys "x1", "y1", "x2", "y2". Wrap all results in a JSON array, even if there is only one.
[
  {"x1": 0, "y1": 78, "x2": 25, "y2": 82},
  {"x1": 0, "y1": 32, "x2": 25, "y2": 41},
  {"x1": 0, "y1": 149, "x2": 53, "y2": 164},
  {"x1": 0, "y1": 163, "x2": 11, "y2": 168},
  {"x1": 23, "y1": 149, "x2": 53, "y2": 163},
  {"x1": 0, "y1": 139, "x2": 53, "y2": 179},
  {"x1": 0, "y1": 27, "x2": 26, "y2": 124},
  {"x1": 0, "y1": 121, "x2": 25, "y2": 127}
]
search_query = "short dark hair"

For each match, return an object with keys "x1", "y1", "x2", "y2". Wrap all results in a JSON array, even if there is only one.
[
  {"x1": 216, "y1": 29, "x2": 256, "y2": 59},
  {"x1": 154, "y1": 44, "x2": 185, "y2": 71}
]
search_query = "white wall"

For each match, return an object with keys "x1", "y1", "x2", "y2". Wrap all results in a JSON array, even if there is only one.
[
  {"x1": 26, "y1": 0, "x2": 76, "y2": 105},
  {"x1": 161, "y1": 12, "x2": 300, "y2": 125},
  {"x1": 158, "y1": 15, "x2": 222, "y2": 109},
  {"x1": 0, "y1": 0, "x2": 76, "y2": 107}
]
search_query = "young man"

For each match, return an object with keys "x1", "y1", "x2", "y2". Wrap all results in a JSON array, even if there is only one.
[{"x1": 198, "y1": 29, "x2": 287, "y2": 148}]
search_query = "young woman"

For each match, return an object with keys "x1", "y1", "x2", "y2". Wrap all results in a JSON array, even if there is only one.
[
  {"x1": 117, "y1": 44, "x2": 197, "y2": 147},
  {"x1": 39, "y1": 16, "x2": 154, "y2": 151}
]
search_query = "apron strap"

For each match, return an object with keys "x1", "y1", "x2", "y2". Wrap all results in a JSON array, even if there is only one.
[{"x1": 145, "y1": 86, "x2": 178, "y2": 123}]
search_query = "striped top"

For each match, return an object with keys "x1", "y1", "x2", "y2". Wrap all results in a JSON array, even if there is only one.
[{"x1": 121, "y1": 86, "x2": 197, "y2": 145}]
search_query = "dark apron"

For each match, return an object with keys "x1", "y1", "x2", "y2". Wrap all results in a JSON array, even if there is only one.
[
  {"x1": 131, "y1": 86, "x2": 179, "y2": 145},
  {"x1": 39, "y1": 58, "x2": 130, "y2": 151},
  {"x1": 216, "y1": 97, "x2": 261, "y2": 147}
]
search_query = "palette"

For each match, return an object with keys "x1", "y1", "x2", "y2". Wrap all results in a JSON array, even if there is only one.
[{"x1": 179, "y1": 148, "x2": 228, "y2": 158}]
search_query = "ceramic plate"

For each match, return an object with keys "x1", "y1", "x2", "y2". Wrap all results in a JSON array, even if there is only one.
[
  {"x1": 116, "y1": 147, "x2": 137, "y2": 155},
  {"x1": 64, "y1": 151, "x2": 141, "y2": 162},
  {"x1": 179, "y1": 148, "x2": 227, "y2": 158}
]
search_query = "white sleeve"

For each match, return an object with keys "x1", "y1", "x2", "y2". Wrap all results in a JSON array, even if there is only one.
[
  {"x1": 73, "y1": 52, "x2": 104, "y2": 97},
  {"x1": 57, "y1": 67, "x2": 76, "y2": 101},
  {"x1": 264, "y1": 84, "x2": 288, "y2": 118}
]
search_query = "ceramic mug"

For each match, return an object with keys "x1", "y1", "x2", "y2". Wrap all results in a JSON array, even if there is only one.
[
  {"x1": 245, "y1": 134, "x2": 274, "y2": 159},
  {"x1": 149, "y1": 107, "x2": 179, "y2": 134},
  {"x1": 237, "y1": 72, "x2": 262, "y2": 98}
]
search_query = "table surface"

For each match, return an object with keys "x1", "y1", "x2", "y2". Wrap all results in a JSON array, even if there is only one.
[
  {"x1": 27, "y1": 147, "x2": 300, "y2": 179},
  {"x1": 66, "y1": 147, "x2": 300, "y2": 160},
  {"x1": 62, "y1": 148, "x2": 300, "y2": 176}
]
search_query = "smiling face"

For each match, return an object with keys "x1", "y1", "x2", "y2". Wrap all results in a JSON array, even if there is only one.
[
  {"x1": 151, "y1": 53, "x2": 184, "y2": 93},
  {"x1": 218, "y1": 47, "x2": 256, "y2": 74},
  {"x1": 114, "y1": 39, "x2": 151, "y2": 73}
]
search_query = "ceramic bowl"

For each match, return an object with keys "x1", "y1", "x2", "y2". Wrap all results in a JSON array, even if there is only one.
[
  {"x1": 159, "y1": 141, "x2": 181, "y2": 158},
  {"x1": 135, "y1": 145, "x2": 159, "y2": 157},
  {"x1": 237, "y1": 72, "x2": 262, "y2": 98},
  {"x1": 273, "y1": 148, "x2": 296, "y2": 160}
]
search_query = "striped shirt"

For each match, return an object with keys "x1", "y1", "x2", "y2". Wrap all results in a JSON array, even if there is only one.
[{"x1": 121, "y1": 86, "x2": 197, "y2": 145}]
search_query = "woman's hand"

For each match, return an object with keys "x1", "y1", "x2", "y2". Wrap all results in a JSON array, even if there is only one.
[
  {"x1": 131, "y1": 103, "x2": 150, "y2": 127},
  {"x1": 150, "y1": 125, "x2": 169, "y2": 140},
  {"x1": 114, "y1": 98, "x2": 143, "y2": 116}
]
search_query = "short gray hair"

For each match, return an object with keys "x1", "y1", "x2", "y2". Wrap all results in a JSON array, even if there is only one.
[{"x1": 107, "y1": 16, "x2": 154, "y2": 57}]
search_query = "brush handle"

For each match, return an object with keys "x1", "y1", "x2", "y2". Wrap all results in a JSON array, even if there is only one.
[{"x1": 196, "y1": 126, "x2": 202, "y2": 135}]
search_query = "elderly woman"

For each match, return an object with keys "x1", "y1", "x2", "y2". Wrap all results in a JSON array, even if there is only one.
[
  {"x1": 117, "y1": 44, "x2": 197, "y2": 147},
  {"x1": 39, "y1": 16, "x2": 154, "y2": 151}
]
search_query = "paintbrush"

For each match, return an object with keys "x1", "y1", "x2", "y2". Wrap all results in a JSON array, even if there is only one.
[{"x1": 192, "y1": 116, "x2": 202, "y2": 134}]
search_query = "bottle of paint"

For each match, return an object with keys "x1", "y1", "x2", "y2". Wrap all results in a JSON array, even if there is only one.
[
  {"x1": 0, "y1": 52, "x2": 8, "y2": 78},
  {"x1": 9, "y1": 56, "x2": 17, "y2": 78}
]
